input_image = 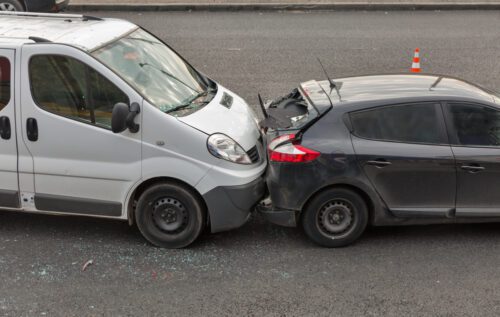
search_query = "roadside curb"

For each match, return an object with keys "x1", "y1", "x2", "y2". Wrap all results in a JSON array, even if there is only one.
[{"x1": 68, "y1": 3, "x2": 500, "y2": 12}]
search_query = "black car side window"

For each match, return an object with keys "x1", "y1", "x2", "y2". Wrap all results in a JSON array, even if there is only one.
[
  {"x1": 350, "y1": 103, "x2": 445, "y2": 144},
  {"x1": 447, "y1": 103, "x2": 500, "y2": 147}
]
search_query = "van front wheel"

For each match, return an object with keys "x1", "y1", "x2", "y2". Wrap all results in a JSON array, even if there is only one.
[{"x1": 135, "y1": 183, "x2": 205, "y2": 249}]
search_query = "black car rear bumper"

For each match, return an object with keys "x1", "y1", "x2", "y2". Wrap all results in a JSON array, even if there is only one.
[{"x1": 257, "y1": 203, "x2": 297, "y2": 227}]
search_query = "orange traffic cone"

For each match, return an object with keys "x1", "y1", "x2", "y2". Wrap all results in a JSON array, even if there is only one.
[{"x1": 410, "y1": 48, "x2": 421, "y2": 73}]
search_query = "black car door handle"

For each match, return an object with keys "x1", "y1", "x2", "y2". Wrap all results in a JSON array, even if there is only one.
[
  {"x1": 26, "y1": 118, "x2": 38, "y2": 142},
  {"x1": 366, "y1": 160, "x2": 392, "y2": 168},
  {"x1": 0, "y1": 116, "x2": 10, "y2": 140},
  {"x1": 461, "y1": 165, "x2": 485, "y2": 173}
]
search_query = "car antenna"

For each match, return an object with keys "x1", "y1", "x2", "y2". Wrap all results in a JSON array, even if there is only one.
[
  {"x1": 257, "y1": 93, "x2": 269, "y2": 118},
  {"x1": 317, "y1": 57, "x2": 342, "y2": 101}
]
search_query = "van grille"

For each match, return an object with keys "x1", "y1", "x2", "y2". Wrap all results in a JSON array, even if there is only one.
[{"x1": 247, "y1": 145, "x2": 260, "y2": 163}]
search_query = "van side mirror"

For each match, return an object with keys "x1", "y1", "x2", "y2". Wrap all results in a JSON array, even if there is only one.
[{"x1": 111, "y1": 102, "x2": 140, "y2": 134}]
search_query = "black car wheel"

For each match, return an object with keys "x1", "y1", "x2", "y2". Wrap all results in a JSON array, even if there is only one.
[
  {"x1": 0, "y1": 0, "x2": 24, "y2": 11},
  {"x1": 302, "y1": 188, "x2": 368, "y2": 247},
  {"x1": 135, "y1": 183, "x2": 206, "y2": 249}
]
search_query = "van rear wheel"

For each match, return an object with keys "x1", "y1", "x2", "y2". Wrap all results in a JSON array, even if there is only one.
[
  {"x1": 302, "y1": 188, "x2": 368, "y2": 247},
  {"x1": 135, "y1": 183, "x2": 205, "y2": 249}
]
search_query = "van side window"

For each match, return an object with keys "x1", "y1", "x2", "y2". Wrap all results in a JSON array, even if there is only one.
[
  {"x1": 350, "y1": 103, "x2": 446, "y2": 144},
  {"x1": 0, "y1": 57, "x2": 11, "y2": 112},
  {"x1": 29, "y1": 55, "x2": 129, "y2": 129},
  {"x1": 447, "y1": 103, "x2": 500, "y2": 146}
]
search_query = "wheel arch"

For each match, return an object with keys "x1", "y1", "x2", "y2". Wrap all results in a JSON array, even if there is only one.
[{"x1": 300, "y1": 183, "x2": 376, "y2": 224}]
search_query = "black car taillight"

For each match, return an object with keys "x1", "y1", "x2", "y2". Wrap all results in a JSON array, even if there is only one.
[{"x1": 268, "y1": 134, "x2": 320, "y2": 163}]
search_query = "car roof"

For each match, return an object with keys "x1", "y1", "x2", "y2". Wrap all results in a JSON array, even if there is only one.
[
  {"x1": 0, "y1": 12, "x2": 137, "y2": 51},
  {"x1": 319, "y1": 74, "x2": 498, "y2": 105}
]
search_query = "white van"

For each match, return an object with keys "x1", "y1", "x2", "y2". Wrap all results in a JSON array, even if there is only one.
[{"x1": 0, "y1": 12, "x2": 266, "y2": 248}]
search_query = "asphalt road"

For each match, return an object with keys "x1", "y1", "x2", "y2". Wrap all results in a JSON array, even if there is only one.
[{"x1": 2, "y1": 10, "x2": 500, "y2": 317}]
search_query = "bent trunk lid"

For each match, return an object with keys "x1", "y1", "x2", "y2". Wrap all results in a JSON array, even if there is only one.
[{"x1": 260, "y1": 80, "x2": 333, "y2": 132}]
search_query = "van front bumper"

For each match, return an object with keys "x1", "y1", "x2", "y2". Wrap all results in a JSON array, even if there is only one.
[{"x1": 203, "y1": 177, "x2": 266, "y2": 233}]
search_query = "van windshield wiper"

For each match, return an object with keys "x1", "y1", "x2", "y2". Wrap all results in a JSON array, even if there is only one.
[
  {"x1": 165, "y1": 88, "x2": 216, "y2": 114},
  {"x1": 139, "y1": 62, "x2": 201, "y2": 94}
]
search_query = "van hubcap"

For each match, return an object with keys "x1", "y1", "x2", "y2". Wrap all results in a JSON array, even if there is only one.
[
  {"x1": 0, "y1": 3, "x2": 16, "y2": 11},
  {"x1": 152, "y1": 198, "x2": 188, "y2": 233},
  {"x1": 318, "y1": 200, "x2": 353, "y2": 235}
]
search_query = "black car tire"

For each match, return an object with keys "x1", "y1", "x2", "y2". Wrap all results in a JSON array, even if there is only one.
[
  {"x1": 135, "y1": 183, "x2": 205, "y2": 249},
  {"x1": 302, "y1": 188, "x2": 368, "y2": 247},
  {"x1": 0, "y1": 0, "x2": 24, "y2": 11}
]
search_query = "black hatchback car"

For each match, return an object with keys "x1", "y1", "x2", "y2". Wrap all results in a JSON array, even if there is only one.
[
  {"x1": 259, "y1": 74, "x2": 500, "y2": 247},
  {"x1": 0, "y1": 0, "x2": 68, "y2": 12}
]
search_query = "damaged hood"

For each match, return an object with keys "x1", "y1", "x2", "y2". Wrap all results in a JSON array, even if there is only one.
[{"x1": 177, "y1": 85, "x2": 261, "y2": 151}]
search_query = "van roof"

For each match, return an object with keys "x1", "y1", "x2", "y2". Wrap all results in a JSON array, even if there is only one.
[{"x1": 0, "y1": 12, "x2": 137, "y2": 51}]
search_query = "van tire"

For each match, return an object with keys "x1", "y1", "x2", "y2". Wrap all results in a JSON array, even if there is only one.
[
  {"x1": 135, "y1": 183, "x2": 205, "y2": 249},
  {"x1": 0, "y1": 0, "x2": 24, "y2": 11},
  {"x1": 302, "y1": 188, "x2": 368, "y2": 248}
]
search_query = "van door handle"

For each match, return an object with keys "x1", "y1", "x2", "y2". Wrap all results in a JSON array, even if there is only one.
[
  {"x1": 461, "y1": 164, "x2": 485, "y2": 173},
  {"x1": 366, "y1": 159, "x2": 392, "y2": 168},
  {"x1": 0, "y1": 116, "x2": 10, "y2": 140},
  {"x1": 26, "y1": 118, "x2": 38, "y2": 142}
]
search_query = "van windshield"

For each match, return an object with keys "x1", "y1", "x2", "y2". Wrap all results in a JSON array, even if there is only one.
[{"x1": 92, "y1": 28, "x2": 212, "y2": 113}]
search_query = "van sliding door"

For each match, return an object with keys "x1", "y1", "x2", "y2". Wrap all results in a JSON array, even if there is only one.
[{"x1": 0, "y1": 49, "x2": 19, "y2": 209}]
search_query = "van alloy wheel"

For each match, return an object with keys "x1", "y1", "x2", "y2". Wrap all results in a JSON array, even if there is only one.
[
  {"x1": 135, "y1": 183, "x2": 205, "y2": 249},
  {"x1": 152, "y1": 197, "x2": 188, "y2": 233}
]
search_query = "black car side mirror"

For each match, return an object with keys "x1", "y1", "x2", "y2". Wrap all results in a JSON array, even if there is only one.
[{"x1": 112, "y1": 102, "x2": 140, "y2": 134}]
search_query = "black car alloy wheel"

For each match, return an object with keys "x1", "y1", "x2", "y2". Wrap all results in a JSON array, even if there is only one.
[
  {"x1": 303, "y1": 188, "x2": 368, "y2": 248},
  {"x1": 0, "y1": 0, "x2": 23, "y2": 11},
  {"x1": 317, "y1": 199, "x2": 356, "y2": 239}
]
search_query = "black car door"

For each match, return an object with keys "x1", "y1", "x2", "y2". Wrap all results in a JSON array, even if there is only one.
[
  {"x1": 444, "y1": 102, "x2": 500, "y2": 217},
  {"x1": 350, "y1": 102, "x2": 457, "y2": 217}
]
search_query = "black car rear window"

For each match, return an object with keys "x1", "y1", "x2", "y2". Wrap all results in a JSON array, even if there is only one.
[{"x1": 350, "y1": 103, "x2": 446, "y2": 144}]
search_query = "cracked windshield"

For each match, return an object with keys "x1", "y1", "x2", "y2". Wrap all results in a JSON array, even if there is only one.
[{"x1": 92, "y1": 28, "x2": 212, "y2": 114}]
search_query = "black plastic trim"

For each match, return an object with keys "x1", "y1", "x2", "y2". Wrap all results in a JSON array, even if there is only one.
[
  {"x1": 29, "y1": 37, "x2": 51, "y2": 43},
  {"x1": 35, "y1": 194, "x2": 122, "y2": 216},
  {"x1": 0, "y1": 190, "x2": 20, "y2": 208},
  {"x1": 456, "y1": 208, "x2": 500, "y2": 217},
  {"x1": 391, "y1": 207, "x2": 455, "y2": 218}
]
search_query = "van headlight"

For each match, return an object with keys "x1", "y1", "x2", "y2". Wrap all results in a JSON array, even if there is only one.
[{"x1": 207, "y1": 133, "x2": 252, "y2": 164}]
